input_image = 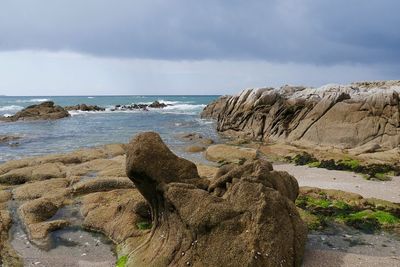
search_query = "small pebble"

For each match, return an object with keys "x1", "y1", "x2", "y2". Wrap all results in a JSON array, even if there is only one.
[{"x1": 81, "y1": 253, "x2": 87, "y2": 256}]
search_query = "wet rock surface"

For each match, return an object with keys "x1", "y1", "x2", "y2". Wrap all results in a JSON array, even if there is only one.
[
  {"x1": 201, "y1": 81, "x2": 400, "y2": 159},
  {"x1": 0, "y1": 131, "x2": 398, "y2": 266},
  {"x1": 0, "y1": 144, "x2": 128, "y2": 266},
  {"x1": 64, "y1": 104, "x2": 106, "y2": 112},
  {"x1": 111, "y1": 101, "x2": 170, "y2": 111},
  {"x1": 0, "y1": 101, "x2": 70, "y2": 122},
  {"x1": 125, "y1": 132, "x2": 307, "y2": 267}
]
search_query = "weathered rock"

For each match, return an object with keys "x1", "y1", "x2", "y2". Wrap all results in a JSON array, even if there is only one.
[
  {"x1": 179, "y1": 133, "x2": 215, "y2": 154},
  {"x1": 195, "y1": 164, "x2": 219, "y2": 179},
  {"x1": 205, "y1": 144, "x2": 258, "y2": 163},
  {"x1": 1, "y1": 101, "x2": 70, "y2": 122},
  {"x1": 184, "y1": 145, "x2": 206, "y2": 153},
  {"x1": 125, "y1": 132, "x2": 307, "y2": 267},
  {"x1": 0, "y1": 162, "x2": 66, "y2": 185},
  {"x1": 64, "y1": 104, "x2": 105, "y2": 112},
  {"x1": 81, "y1": 189, "x2": 149, "y2": 243},
  {"x1": 14, "y1": 178, "x2": 70, "y2": 200},
  {"x1": 18, "y1": 197, "x2": 68, "y2": 245},
  {"x1": 0, "y1": 143, "x2": 126, "y2": 177},
  {"x1": 201, "y1": 81, "x2": 400, "y2": 154},
  {"x1": 68, "y1": 158, "x2": 124, "y2": 177},
  {"x1": 72, "y1": 177, "x2": 134, "y2": 195},
  {"x1": 0, "y1": 193, "x2": 22, "y2": 266},
  {"x1": 200, "y1": 95, "x2": 230, "y2": 119}
]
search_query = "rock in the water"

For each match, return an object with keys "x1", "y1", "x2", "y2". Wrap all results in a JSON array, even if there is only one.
[
  {"x1": 201, "y1": 81, "x2": 400, "y2": 153},
  {"x1": 1, "y1": 101, "x2": 70, "y2": 122},
  {"x1": 18, "y1": 197, "x2": 69, "y2": 246},
  {"x1": 125, "y1": 132, "x2": 307, "y2": 267},
  {"x1": 148, "y1": 101, "x2": 167, "y2": 108},
  {"x1": 64, "y1": 104, "x2": 105, "y2": 112},
  {"x1": 112, "y1": 101, "x2": 169, "y2": 111},
  {"x1": 0, "y1": 135, "x2": 21, "y2": 144}
]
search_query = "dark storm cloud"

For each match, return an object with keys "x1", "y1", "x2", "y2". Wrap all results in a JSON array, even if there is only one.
[{"x1": 0, "y1": 0, "x2": 399, "y2": 64}]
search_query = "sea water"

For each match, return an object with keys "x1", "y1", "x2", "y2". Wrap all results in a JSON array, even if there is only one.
[{"x1": 0, "y1": 95, "x2": 220, "y2": 163}]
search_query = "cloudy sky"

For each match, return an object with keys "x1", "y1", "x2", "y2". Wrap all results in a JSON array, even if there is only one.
[{"x1": 0, "y1": 0, "x2": 399, "y2": 95}]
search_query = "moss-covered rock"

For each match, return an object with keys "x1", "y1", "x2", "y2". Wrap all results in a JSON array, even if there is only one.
[
  {"x1": 288, "y1": 153, "x2": 400, "y2": 181},
  {"x1": 297, "y1": 187, "x2": 400, "y2": 233}
]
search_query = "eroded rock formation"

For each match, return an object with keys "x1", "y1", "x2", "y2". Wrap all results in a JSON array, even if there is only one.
[
  {"x1": 201, "y1": 81, "x2": 400, "y2": 153},
  {"x1": 125, "y1": 132, "x2": 307, "y2": 267},
  {"x1": 1, "y1": 101, "x2": 70, "y2": 122}
]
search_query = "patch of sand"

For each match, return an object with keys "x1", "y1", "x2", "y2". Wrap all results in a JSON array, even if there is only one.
[{"x1": 273, "y1": 164, "x2": 400, "y2": 203}]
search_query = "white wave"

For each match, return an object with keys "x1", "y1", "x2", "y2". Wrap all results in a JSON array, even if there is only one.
[
  {"x1": 87, "y1": 96, "x2": 95, "y2": 99},
  {"x1": 0, "y1": 105, "x2": 23, "y2": 111},
  {"x1": 196, "y1": 118, "x2": 214, "y2": 124},
  {"x1": 16, "y1": 98, "x2": 51, "y2": 103},
  {"x1": 3, "y1": 113, "x2": 12, "y2": 117},
  {"x1": 68, "y1": 109, "x2": 142, "y2": 116},
  {"x1": 163, "y1": 104, "x2": 205, "y2": 110},
  {"x1": 138, "y1": 99, "x2": 180, "y2": 105},
  {"x1": 68, "y1": 103, "x2": 205, "y2": 116}
]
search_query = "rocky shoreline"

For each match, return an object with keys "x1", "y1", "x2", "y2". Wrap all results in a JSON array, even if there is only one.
[
  {"x1": 201, "y1": 81, "x2": 400, "y2": 166},
  {"x1": 0, "y1": 131, "x2": 398, "y2": 266},
  {"x1": 0, "y1": 81, "x2": 399, "y2": 266}
]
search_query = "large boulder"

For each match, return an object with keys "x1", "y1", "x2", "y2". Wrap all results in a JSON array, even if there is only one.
[
  {"x1": 1, "y1": 101, "x2": 70, "y2": 122},
  {"x1": 125, "y1": 132, "x2": 307, "y2": 267},
  {"x1": 201, "y1": 81, "x2": 400, "y2": 154}
]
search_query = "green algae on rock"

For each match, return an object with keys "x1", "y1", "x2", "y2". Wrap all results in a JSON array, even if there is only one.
[{"x1": 297, "y1": 187, "x2": 400, "y2": 233}]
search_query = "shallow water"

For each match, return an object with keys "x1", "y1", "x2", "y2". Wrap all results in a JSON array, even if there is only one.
[
  {"x1": 0, "y1": 95, "x2": 220, "y2": 163},
  {"x1": 9, "y1": 200, "x2": 116, "y2": 267},
  {"x1": 307, "y1": 223, "x2": 400, "y2": 257}
]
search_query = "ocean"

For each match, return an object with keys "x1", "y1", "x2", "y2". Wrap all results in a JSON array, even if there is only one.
[{"x1": 0, "y1": 95, "x2": 220, "y2": 163}]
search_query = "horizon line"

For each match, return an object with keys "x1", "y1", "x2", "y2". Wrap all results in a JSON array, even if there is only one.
[{"x1": 1, "y1": 94, "x2": 222, "y2": 97}]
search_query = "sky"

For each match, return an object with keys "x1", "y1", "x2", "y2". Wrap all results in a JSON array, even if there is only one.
[{"x1": 0, "y1": 0, "x2": 399, "y2": 95}]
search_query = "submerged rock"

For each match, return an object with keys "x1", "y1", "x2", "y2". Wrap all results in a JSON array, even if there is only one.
[
  {"x1": 1, "y1": 101, "x2": 70, "y2": 122},
  {"x1": 0, "y1": 135, "x2": 21, "y2": 144},
  {"x1": 125, "y1": 132, "x2": 307, "y2": 267},
  {"x1": 201, "y1": 81, "x2": 400, "y2": 154}
]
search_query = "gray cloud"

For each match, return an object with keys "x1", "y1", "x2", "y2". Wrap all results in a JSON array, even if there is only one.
[{"x1": 1, "y1": 0, "x2": 399, "y2": 64}]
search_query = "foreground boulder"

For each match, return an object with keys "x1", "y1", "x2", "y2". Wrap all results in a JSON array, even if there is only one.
[
  {"x1": 201, "y1": 81, "x2": 400, "y2": 154},
  {"x1": 1, "y1": 101, "x2": 70, "y2": 122},
  {"x1": 126, "y1": 132, "x2": 307, "y2": 267}
]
